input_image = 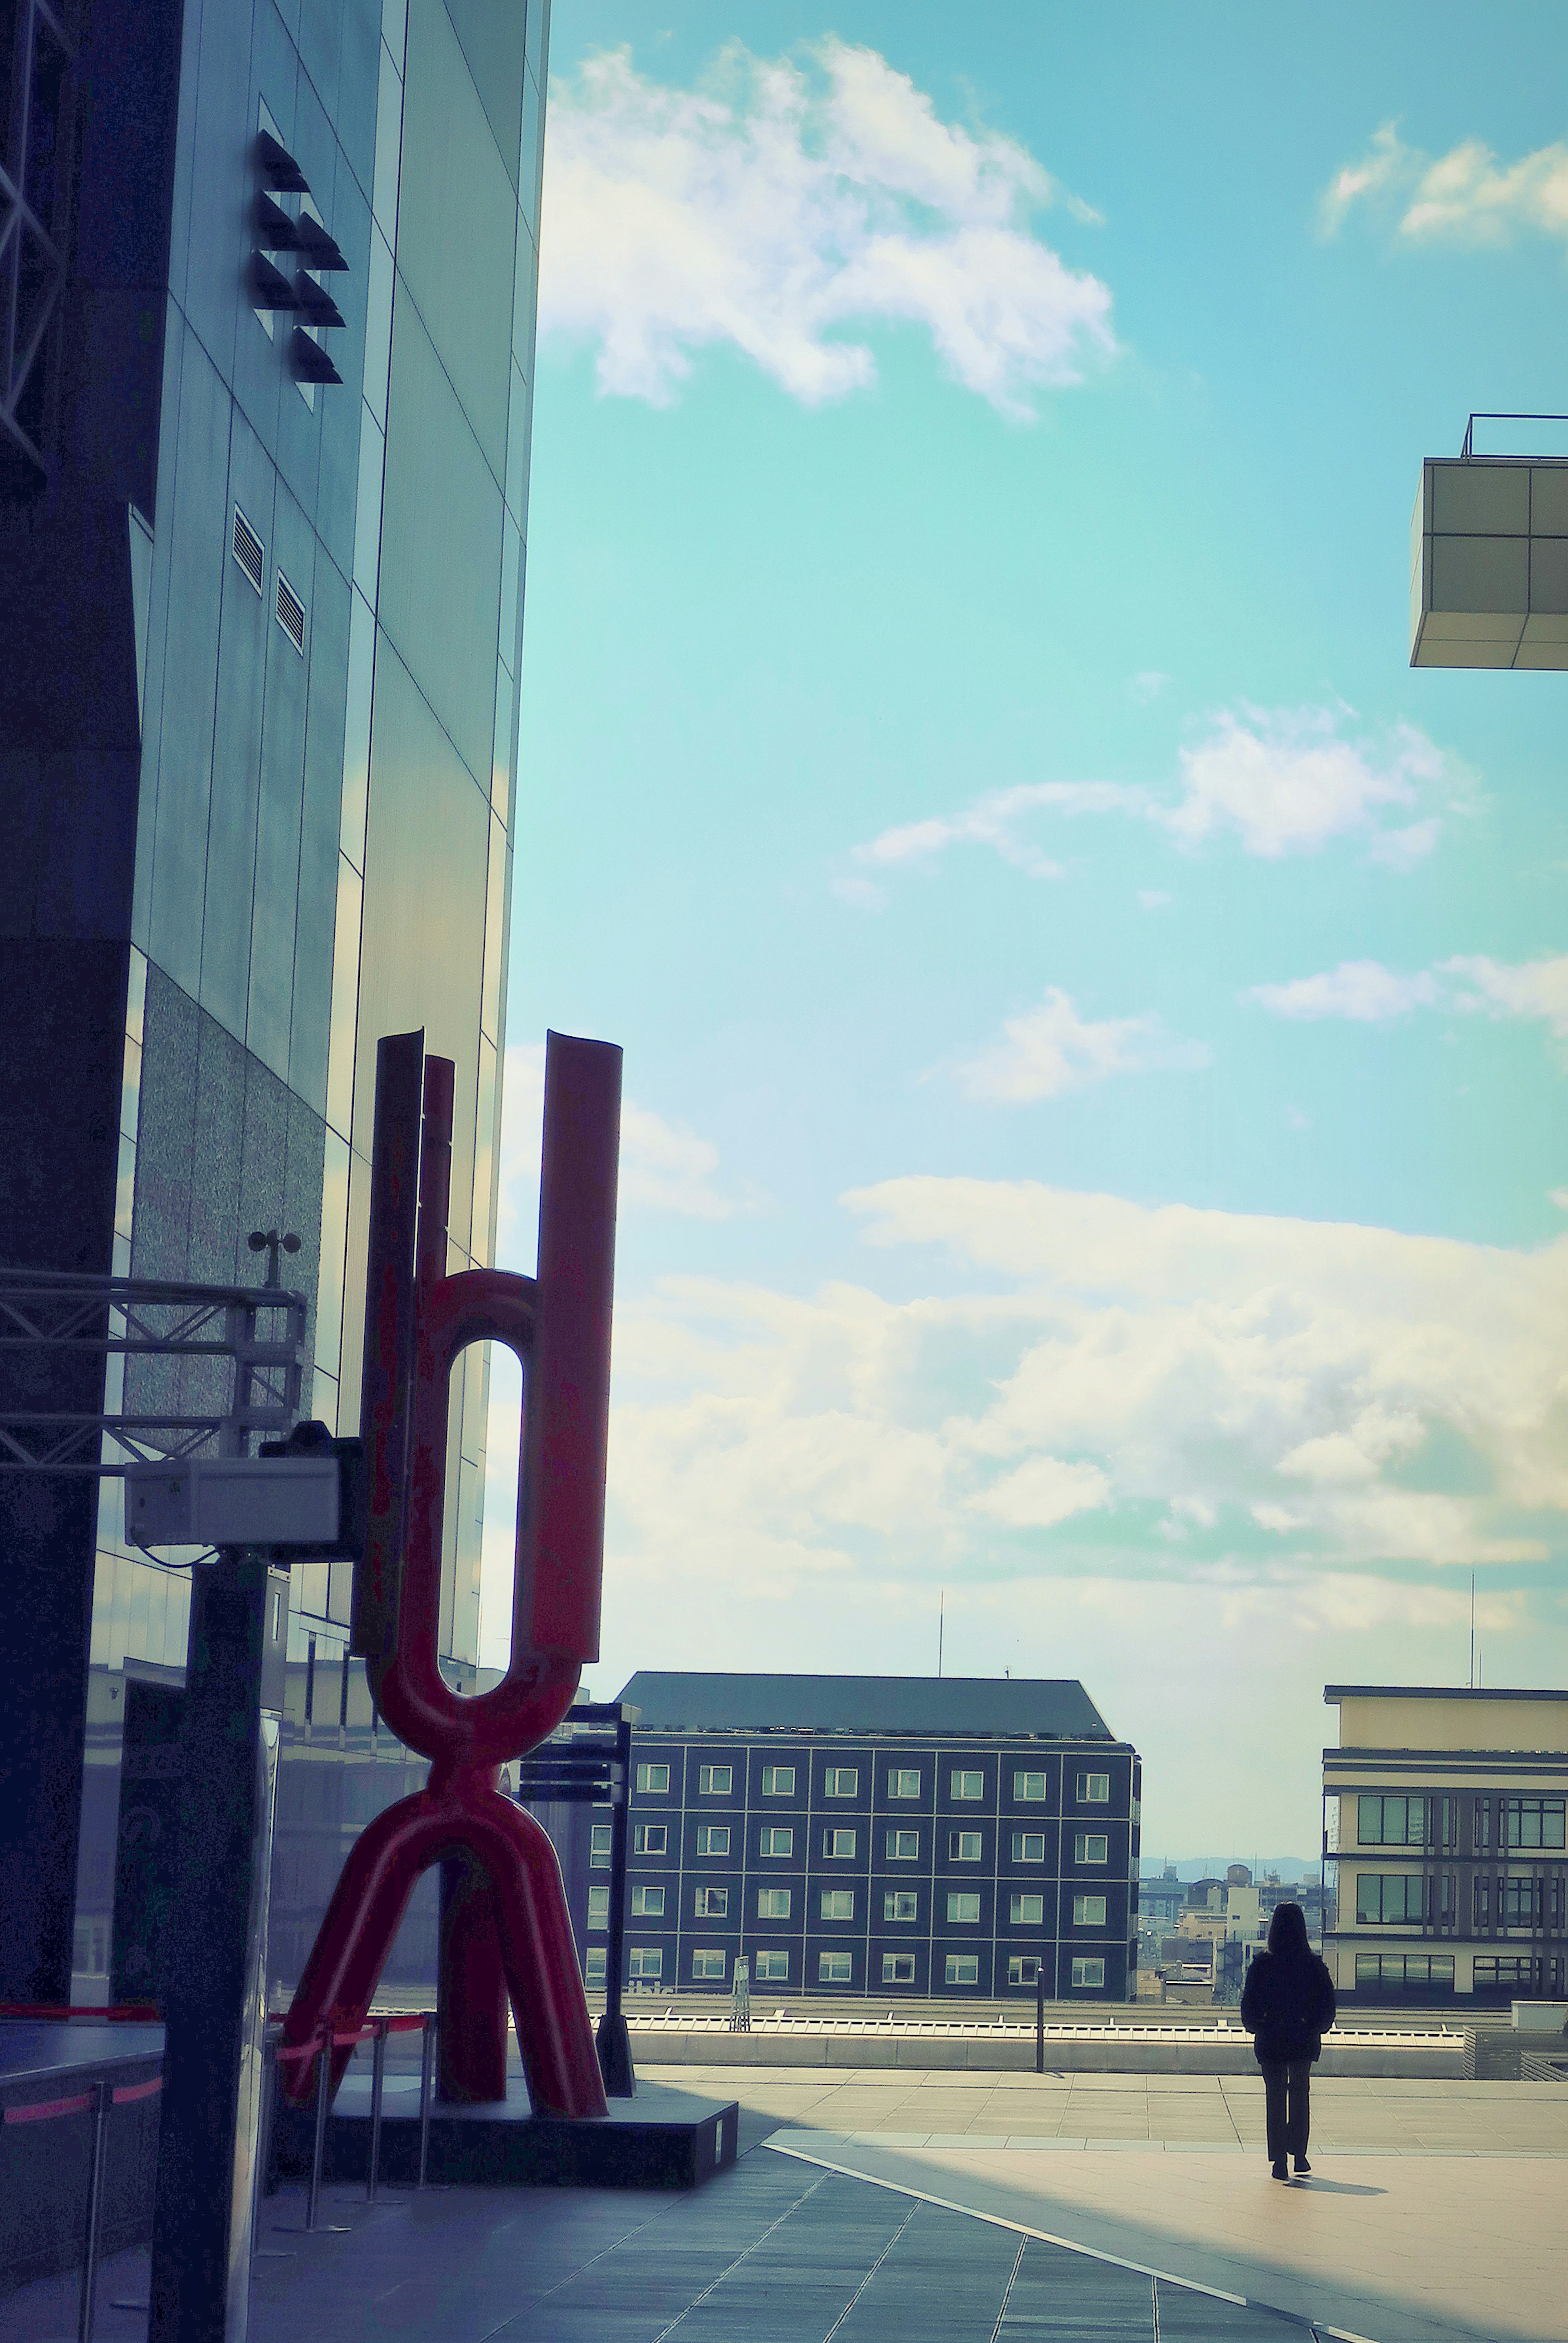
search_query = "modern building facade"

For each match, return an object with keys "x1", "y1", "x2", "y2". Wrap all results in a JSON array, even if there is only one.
[
  {"x1": 1323, "y1": 1685, "x2": 1568, "y2": 2005},
  {"x1": 0, "y1": 0, "x2": 549, "y2": 2007},
  {"x1": 575, "y1": 1673, "x2": 1141, "y2": 2002}
]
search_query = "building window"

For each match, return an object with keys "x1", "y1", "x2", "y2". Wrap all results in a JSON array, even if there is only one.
[
  {"x1": 884, "y1": 1890, "x2": 919, "y2": 1922},
  {"x1": 1356, "y1": 1873, "x2": 1426, "y2": 1926},
  {"x1": 883, "y1": 1953, "x2": 916, "y2": 1984},
  {"x1": 633, "y1": 1824, "x2": 667, "y2": 1856},
  {"x1": 1473, "y1": 1955, "x2": 1543, "y2": 1993},
  {"x1": 1474, "y1": 1800, "x2": 1492, "y2": 1852},
  {"x1": 629, "y1": 1948, "x2": 662, "y2": 1980},
  {"x1": 696, "y1": 1825, "x2": 731, "y2": 1856},
  {"x1": 1504, "y1": 1798, "x2": 1566, "y2": 1851},
  {"x1": 585, "y1": 1947, "x2": 607, "y2": 1985},
  {"x1": 1358, "y1": 1795, "x2": 1427, "y2": 1848},
  {"x1": 823, "y1": 1767, "x2": 858, "y2": 1797},
  {"x1": 1356, "y1": 1953, "x2": 1455, "y2": 1993},
  {"x1": 1076, "y1": 1772, "x2": 1110, "y2": 1804},
  {"x1": 756, "y1": 1949, "x2": 790, "y2": 1980},
  {"x1": 698, "y1": 1764, "x2": 733, "y2": 1796},
  {"x1": 823, "y1": 1828, "x2": 857, "y2": 1858},
  {"x1": 760, "y1": 1765, "x2": 795, "y2": 1795},
  {"x1": 889, "y1": 1768, "x2": 921, "y2": 1798},
  {"x1": 588, "y1": 1885, "x2": 610, "y2": 1924},
  {"x1": 757, "y1": 1887, "x2": 792, "y2": 1919},
  {"x1": 692, "y1": 1949, "x2": 726, "y2": 1980},
  {"x1": 694, "y1": 1886, "x2": 729, "y2": 1918},
  {"x1": 944, "y1": 1955, "x2": 979, "y2": 1986},
  {"x1": 1073, "y1": 1833, "x2": 1108, "y2": 1865},
  {"x1": 949, "y1": 1831, "x2": 982, "y2": 1861},
  {"x1": 947, "y1": 1892, "x2": 981, "y2": 1923},
  {"x1": 1007, "y1": 1957, "x2": 1040, "y2": 1987},
  {"x1": 1010, "y1": 1893, "x2": 1045, "y2": 1926},
  {"x1": 820, "y1": 1889, "x2": 855, "y2": 1920},
  {"x1": 1503, "y1": 1878, "x2": 1544, "y2": 1927},
  {"x1": 760, "y1": 1826, "x2": 794, "y2": 1857},
  {"x1": 1012, "y1": 1832, "x2": 1046, "y2": 1863},
  {"x1": 1071, "y1": 1958, "x2": 1105, "y2": 1989},
  {"x1": 636, "y1": 1764, "x2": 670, "y2": 1794},
  {"x1": 1073, "y1": 1895, "x2": 1107, "y2": 1928},
  {"x1": 1013, "y1": 1771, "x2": 1047, "y2": 1802},
  {"x1": 819, "y1": 1951, "x2": 853, "y2": 1984},
  {"x1": 1473, "y1": 1876, "x2": 1490, "y2": 1929},
  {"x1": 590, "y1": 1823, "x2": 612, "y2": 1869},
  {"x1": 630, "y1": 1885, "x2": 665, "y2": 1918},
  {"x1": 886, "y1": 1829, "x2": 920, "y2": 1860},
  {"x1": 951, "y1": 1771, "x2": 984, "y2": 1800}
]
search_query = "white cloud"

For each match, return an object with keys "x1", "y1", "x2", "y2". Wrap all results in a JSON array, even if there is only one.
[
  {"x1": 849, "y1": 780, "x2": 1140, "y2": 889},
  {"x1": 969, "y1": 1454, "x2": 1110, "y2": 1528},
  {"x1": 1129, "y1": 670, "x2": 1169, "y2": 704},
  {"x1": 839, "y1": 708, "x2": 1463, "y2": 904},
  {"x1": 943, "y1": 987, "x2": 1211, "y2": 1104},
  {"x1": 1321, "y1": 122, "x2": 1568, "y2": 248},
  {"x1": 1442, "y1": 952, "x2": 1568, "y2": 1046},
  {"x1": 1137, "y1": 889, "x2": 1171, "y2": 910},
  {"x1": 1165, "y1": 706, "x2": 1452, "y2": 861},
  {"x1": 1247, "y1": 950, "x2": 1568, "y2": 1054},
  {"x1": 495, "y1": 1045, "x2": 755, "y2": 1269},
  {"x1": 1246, "y1": 960, "x2": 1439, "y2": 1023},
  {"x1": 539, "y1": 40, "x2": 1116, "y2": 416}
]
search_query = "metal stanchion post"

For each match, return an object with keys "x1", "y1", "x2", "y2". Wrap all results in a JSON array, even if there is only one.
[
  {"x1": 251, "y1": 2036, "x2": 275, "y2": 2253},
  {"x1": 416, "y1": 2013, "x2": 435, "y2": 2189},
  {"x1": 306, "y1": 2027, "x2": 331, "y2": 2232},
  {"x1": 77, "y1": 2079, "x2": 111, "y2": 2343},
  {"x1": 366, "y1": 2021, "x2": 386, "y2": 2203},
  {"x1": 1036, "y1": 1957, "x2": 1045, "y2": 2076}
]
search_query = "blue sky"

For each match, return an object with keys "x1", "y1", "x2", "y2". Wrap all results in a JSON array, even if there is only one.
[{"x1": 484, "y1": 4, "x2": 1568, "y2": 1854}]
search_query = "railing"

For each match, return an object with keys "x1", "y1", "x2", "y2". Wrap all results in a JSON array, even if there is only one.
[
  {"x1": 266, "y1": 2010, "x2": 437, "y2": 2226},
  {"x1": 0, "y1": 2002, "x2": 164, "y2": 2343}
]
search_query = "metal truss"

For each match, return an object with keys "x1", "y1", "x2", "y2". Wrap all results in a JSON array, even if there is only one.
[
  {"x1": 0, "y1": 0, "x2": 77, "y2": 498},
  {"x1": 0, "y1": 1265, "x2": 307, "y2": 1473}
]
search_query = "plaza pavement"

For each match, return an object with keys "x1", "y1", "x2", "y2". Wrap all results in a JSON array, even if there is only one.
[{"x1": 2, "y1": 2060, "x2": 1562, "y2": 2343}]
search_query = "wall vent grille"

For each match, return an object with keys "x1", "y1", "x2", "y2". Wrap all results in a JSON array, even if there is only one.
[
  {"x1": 276, "y1": 572, "x2": 306, "y2": 653},
  {"x1": 232, "y1": 507, "x2": 265, "y2": 595}
]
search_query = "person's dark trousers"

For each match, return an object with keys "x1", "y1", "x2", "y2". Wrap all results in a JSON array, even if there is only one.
[{"x1": 1260, "y1": 2058, "x2": 1312, "y2": 2163}]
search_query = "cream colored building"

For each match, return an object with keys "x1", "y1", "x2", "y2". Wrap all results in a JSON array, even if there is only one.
[{"x1": 1324, "y1": 1686, "x2": 1568, "y2": 2005}]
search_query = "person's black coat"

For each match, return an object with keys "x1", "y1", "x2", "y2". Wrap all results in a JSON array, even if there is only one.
[{"x1": 1240, "y1": 1948, "x2": 1337, "y2": 2064}]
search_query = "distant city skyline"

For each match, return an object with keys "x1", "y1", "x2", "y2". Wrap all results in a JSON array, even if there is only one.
[{"x1": 487, "y1": 2, "x2": 1568, "y2": 1857}]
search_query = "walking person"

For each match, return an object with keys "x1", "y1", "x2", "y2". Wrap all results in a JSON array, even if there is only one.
[{"x1": 1239, "y1": 1900, "x2": 1336, "y2": 2180}]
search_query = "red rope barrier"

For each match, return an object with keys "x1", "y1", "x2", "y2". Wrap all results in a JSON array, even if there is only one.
[
  {"x1": 4, "y1": 2090, "x2": 94, "y2": 2125},
  {"x1": 0, "y1": 2002, "x2": 160, "y2": 2022}
]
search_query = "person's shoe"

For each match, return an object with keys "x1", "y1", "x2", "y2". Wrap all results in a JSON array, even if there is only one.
[
  {"x1": 1294, "y1": 2157, "x2": 1312, "y2": 2176},
  {"x1": 1271, "y1": 2160, "x2": 1288, "y2": 2180}
]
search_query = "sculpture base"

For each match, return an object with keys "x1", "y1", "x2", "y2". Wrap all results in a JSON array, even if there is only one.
[{"x1": 271, "y1": 2075, "x2": 739, "y2": 2190}]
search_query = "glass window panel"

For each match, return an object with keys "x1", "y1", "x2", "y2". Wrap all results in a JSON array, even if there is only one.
[
  {"x1": 481, "y1": 814, "x2": 508, "y2": 1041},
  {"x1": 635, "y1": 1764, "x2": 669, "y2": 1793},
  {"x1": 760, "y1": 1765, "x2": 795, "y2": 1795},
  {"x1": 944, "y1": 1955, "x2": 978, "y2": 1986},
  {"x1": 492, "y1": 656, "x2": 515, "y2": 818},
  {"x1": 498, "y1": 517, "x2": 520, "y2": 677},
  {"x1": 472, "y1": 1035, "x2": 497, "y2": 1265},
  {"x1": 352, "y1": 409, "x2": 385, "y2": 607},
  {"x1": 373, "y1": 36, "x2": 405, "y2": 231},
  {"x1": 125, "y1": 944, "x2": 147, "y2": 1045},
  {"x1": 119, "y1": 1032, "x2": 141, "y2": 1142},
  {"x1": 340, "y1": 592, "x2": 376, "y2": 869},
  {"x1": 363, "y1": 227, "x2": 395, "y2": 429},
  {"x1": 519, "y1": 71, "x2": 542, "y2": 241},
  {"x1": 324, "y1": 855, "x2": 363, "y2": 1141},
  {"x1": 756, "y1": 1949, "x2": 788, "y2": 1980},
  {"x1": 315, "y1": 1130, "x2": 352, "y2": 1377}
]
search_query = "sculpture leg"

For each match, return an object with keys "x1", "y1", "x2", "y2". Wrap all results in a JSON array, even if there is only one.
[
  {"x1": 438, "y1": 1851, "x2": 510, "y2": 2103},
  {"x1": 472, "y1": 1796, "x2": 608, "y2": 2119},
  {"x1": 280, "y1": 1791, "x2": 445, "y2": 2104}
]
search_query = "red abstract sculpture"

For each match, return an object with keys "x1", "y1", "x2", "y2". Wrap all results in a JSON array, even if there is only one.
[{"x1": 280, "y1": 1030, "x2": 620, "y2": 2118}]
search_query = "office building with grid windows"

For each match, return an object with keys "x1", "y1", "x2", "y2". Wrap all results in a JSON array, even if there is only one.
[
  {"x1": 578, "y1": 1673, "x2": 1142, "y2": 2002},
  {"x1": 1323, "y1": 1685, "x2": 1568, "y2": 2005},
  {"x1": 0, "y1": 0, "x2": 548, "y2": 2009}
]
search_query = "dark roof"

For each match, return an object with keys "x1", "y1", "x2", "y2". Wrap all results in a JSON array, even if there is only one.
[
  {"x1": 1325, "y1": 1685, "x2": 1568, "y2": 1703},
  {"x1": 612, "y1": 1670, "x2": 1116, "y2": 1742}
]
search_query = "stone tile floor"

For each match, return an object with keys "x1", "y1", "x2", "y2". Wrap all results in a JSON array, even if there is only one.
[{"x1": 4, "y1": 2062, "x2": 1563, "y2": 2343}]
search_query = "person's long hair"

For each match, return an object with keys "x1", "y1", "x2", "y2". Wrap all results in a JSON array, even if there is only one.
[{"x1": 1267, "y1": 1899, "x2": 1310, "y2": 1961}]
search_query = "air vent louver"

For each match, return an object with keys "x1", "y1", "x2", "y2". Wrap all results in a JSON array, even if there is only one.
[
  {"x1": 276, "y1": 572, "x2": 305, "y2": 654},
  {"x1": 232, "y1": 506, "x2": 265, "y2": 595}
]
